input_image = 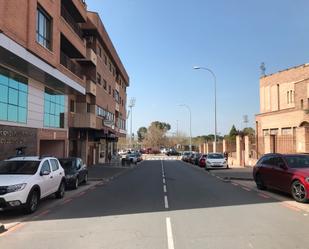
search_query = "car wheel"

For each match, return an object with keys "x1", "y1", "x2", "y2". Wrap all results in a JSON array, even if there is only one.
[
  {"x1": 56, "y1": 181, "x2": 65, "y2": 199},
  {"x1": 291, "y1": 180, "x2": 308, "y2": 203},
  {"x1": 24, "y1": 189, "x2": 39, "y2": 214},
  {"x1": 84, "y1": 174, "x2": 88, "y2": 184},
  {"x1": 73, "y1": 177, "x2": 79, "y2": 190},
  {"x1": 255, "y1": 174, "x2": 266, "y2": 190}
]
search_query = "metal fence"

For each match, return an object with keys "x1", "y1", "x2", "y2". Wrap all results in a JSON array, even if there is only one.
[{"x1": 274, "y1": 135, "x2": 296, "y2": 154}]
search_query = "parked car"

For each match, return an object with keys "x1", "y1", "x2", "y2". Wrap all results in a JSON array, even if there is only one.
[
  {"x1": 166, "y1": 149, "x2": 181, "y2": 156},
  {"x1": 192, "y1": 153, "x2": 202, "y2": 165},
  {"x1": 181, "y1": 151, "x2": 192, "y2": 162},
  {"x1": 160, "y1": 148, "x2": 169, "y2": 154},
  {"x1": 58, "y1": 157, "x2": 88, "y2": 189},
  {"x1": 0, "y1": 156, "x2": 65, "y2": 214},
  {"x1": 126, "y1": 152, "x2": 142, "y2": 164},
  {"x1": 205, "y1": 153, "x2": 228, "y2": 170},
  {"x1": 253, "y1": 153, "x2": 309, "y2": 203},
  {"x1": 198, "y1": 154, "x2": 207, "y2": 167},
  {"x1": 188, "y1": 153, "x2": 196, "y2": 164}
]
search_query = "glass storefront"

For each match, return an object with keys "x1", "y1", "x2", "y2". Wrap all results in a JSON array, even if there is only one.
[
  {"x1": 44, "y1": 88, "x2": 65, "y2": 128},
  {"x1": 0, "y1": 67, "x2": 28, "y2": 124}
]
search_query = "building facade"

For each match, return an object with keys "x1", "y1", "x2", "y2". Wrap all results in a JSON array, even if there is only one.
[
  {"x1": 256, "y1": 64, "x2": 309, "y2": 155},
  {"x1": 0, "y1": 0, "x2": 128, "y2": 163}
]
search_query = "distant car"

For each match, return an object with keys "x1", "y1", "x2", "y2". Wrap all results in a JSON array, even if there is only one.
[
  {"x1": 253, "y1": 153, "x2": 309, "y2": 203},
  {"x1": 205, "y1": 153, "x2": 228, "y2": 170},
  {"x1": 166, "y1": 149, "x2": 181, "y2": 156},
  {"x1": 58, "y1": 158, "x2": 88, "y2": 189},
  {"x1": 198, "y1": 154, "x2": 207, "y2": 167},
  {"x1": 126, "y1": 152, "x2": 142, "y2": 164},
  {"x1": 160, "y1": 148, "x2": 169, "y2": 154},
  {"x1": 188, "y1": 153, "x2": 196, "y2": 164},
  {"x1": 192, "y1": 153, "x2": 202, "y2": 165},
  {"x1": 0, "y1": 156, "x2": 65, "y2": 214},
  {"x1": 181, "y1": 152, "x2": 192, "y2": 162}
]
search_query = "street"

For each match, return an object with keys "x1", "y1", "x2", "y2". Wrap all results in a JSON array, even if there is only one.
[{"x1": 1, "y1": 160, "x2": 309, "y2": 249}]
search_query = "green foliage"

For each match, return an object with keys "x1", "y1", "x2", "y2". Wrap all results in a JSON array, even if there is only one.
[
  {"x1": 151, "y1": 121, "x2": 171, "y2": 131},
  {"x1": 229, "y1": 125, "x2": 238, "y2": 138},
  {"x1": 242, "y1": 127, "x2": 255, "y2": 136}
]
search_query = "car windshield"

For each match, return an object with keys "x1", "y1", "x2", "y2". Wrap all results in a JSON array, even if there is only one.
[
  {"x1": 184, "y1": 152, "x2": 190, "y2": 156},
  {"x1": 207, "y1": 154, "x2": 224, "y2": 159},
  {"x1": 59, "y1": 159, "x2": 75, "y2": 170},
  {"x1": 285, "y1": 155, "x2": 309, "y2": 168},
  {"x1": 0, "y1": 161, "x2": 40, "y2": 175}
]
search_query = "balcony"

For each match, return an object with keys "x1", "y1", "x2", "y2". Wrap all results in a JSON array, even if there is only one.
[
  {"x1": 77, "y1": 48, "x2": 97, "y2": 66},
  {"x1": 86, "y1": 79, "x2": 96, "y2": 96},
  {"x1": 61, "y1": 5, "x2": 84, "y2": 40},
  {"x1": 60, "y1": 51, "x2": 84, "y2": 79},
  {"x1": 73, "y1": 113, "x2": 97, "y2": 129}
]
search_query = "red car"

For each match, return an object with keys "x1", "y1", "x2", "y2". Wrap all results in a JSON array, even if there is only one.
[
  {"x1": 253, "y1": 153, "x2": 309, "y2": 203},
  {"x1": 198, "y1": 154, "x2": 207, "y2": 168}
]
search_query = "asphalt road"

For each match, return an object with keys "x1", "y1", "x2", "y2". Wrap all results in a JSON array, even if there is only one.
[{"x1": 1, "y1": 160, "x2": 309, "y2": 249}]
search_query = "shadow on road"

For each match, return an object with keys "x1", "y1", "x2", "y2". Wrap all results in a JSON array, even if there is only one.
[{"x1": 0, "y1": 160, "x2": 300, "y2": 225}]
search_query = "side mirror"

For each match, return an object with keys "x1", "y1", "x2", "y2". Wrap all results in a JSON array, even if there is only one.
[{"x1": 40, "y1": 170, "x2": 50, "y2": 176}]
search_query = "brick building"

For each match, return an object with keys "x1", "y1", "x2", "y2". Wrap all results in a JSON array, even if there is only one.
[
  {"x1": 0, "y1": 0, "x2": 129, "y2": 164},
  {"x1": 256, "y1": 64, "x2": 309, "y2": 155}
]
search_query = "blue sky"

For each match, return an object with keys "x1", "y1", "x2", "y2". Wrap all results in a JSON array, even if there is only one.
[{"x1": 86, "y1": 0, "x2": 309, "y2": 137}]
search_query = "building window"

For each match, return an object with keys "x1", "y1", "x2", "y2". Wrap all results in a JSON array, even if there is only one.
[
  {"x1": 301, "y1": 99, "x2": 304, "y2": 109},
  {"x1": 103, "y1": 79, "x2": 107, "y2": 90},
  {"x1": 87, "y1": 103, "x2": 91, "y2": 113},
  {"x1": 108, "y1": 85, "x2": 111, "y2": 95},
  {"x1": 44, "y1": 88, "x2": 65, "y2": 128},
  {"x1": 109, "y1": 62, "x2": 112, "y2": 72},
  {"x1": 287, "y1": 91, "x2": 290, "y2": 104},
  {"x1": 270, "y1": 129, "x2": 278, "y2": 135},
  {"x1": 97, "y1": 73, "x2": 101, "y2": 85},
  {"x1": 0, "y1": 67, "x2": 28, "y2": 123},
  {"x1": 70, "y1": 99, "x2": 75, "y2": 113},
  {"x1": 36, "y1": 6, "x2": 52, "y2": 50},
  {"x1": 104, "y1": 54, "x2": 107, "y2": 65},
  {"x1": 282, "y1": 127, "x2": 292, "y2": 135},
  {"x1": 114, "y1": 90, "x2": 120, "y2": 103},
  {"x1": 263, "y1": 129, "x2": 269, "y2": 136}
]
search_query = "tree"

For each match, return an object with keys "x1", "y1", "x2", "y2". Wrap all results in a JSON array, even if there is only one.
[
  {"x1": 144, "y1": 123, "x2": 167, "y2": 148},
  {"x1": 137, "y1": 127, "x2": 147, "y2": 142},
  {"x1": 229, "y1": 125, "x2": 238, "y2": 139},
  {"x1": 242, "y1": 127, "x2": 255, "y2": 136},
  {"x1": 151, "y1": 121, "x2": 171, "y2": 131}
]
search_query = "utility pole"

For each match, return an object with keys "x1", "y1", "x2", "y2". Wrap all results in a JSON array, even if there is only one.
[{"x1": 128, "y1": 98, "x2": 136, "y2": 149}]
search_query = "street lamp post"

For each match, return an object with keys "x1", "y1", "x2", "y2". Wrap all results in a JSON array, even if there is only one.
[
  {"x1": 128, "y1": 98, "x2": 136, "y2": 149},
  {"x1": 193, "y1": 66, "x2": 217, "y2": 152},
  {"x1": 179, "y1": 104, "x2": 192, "y2": 153}
]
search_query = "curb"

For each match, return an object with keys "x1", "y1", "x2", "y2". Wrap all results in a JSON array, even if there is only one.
[{"x1": 223, "y1": 176, "x2": 254, "y2": 181}]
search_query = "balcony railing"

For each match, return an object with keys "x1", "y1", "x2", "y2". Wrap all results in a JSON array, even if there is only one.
[
  {"x1": 60, "y1": 51, "x2": 84, "y2": 79},
  {"x1": 61, "y1": 5, "x2": 84, "y2": 40}
]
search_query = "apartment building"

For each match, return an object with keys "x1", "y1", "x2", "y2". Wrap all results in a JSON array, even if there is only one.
[
  {"x1": 69, "y1": 11, "x2": 129, "y2": 165},
  {"x1": 256, "y1": 64, "x2": 309, "y2": 154},
  {"x1": 0, "y1": 0, "x2": 129, "y2": 163}
]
